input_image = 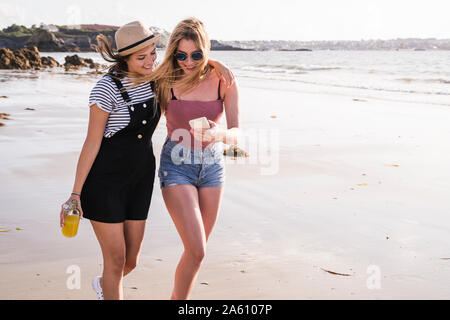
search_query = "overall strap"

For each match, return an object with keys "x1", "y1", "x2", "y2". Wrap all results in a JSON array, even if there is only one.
[
  {"x1": 150, "y1": 81, "x2": 156, "y2": 96},
  {"x1": 109, "y1": 74, "x2": 132, "y2": 104}
]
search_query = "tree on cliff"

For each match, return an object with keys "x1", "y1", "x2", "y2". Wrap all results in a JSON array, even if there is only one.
[{"x1": 1, "y1": 24, "x2": 35, "y2": 37}]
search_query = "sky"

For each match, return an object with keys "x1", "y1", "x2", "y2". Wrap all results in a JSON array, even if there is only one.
[{"x1": 0, "y1": 0, "x2": 449, "y2": 41}]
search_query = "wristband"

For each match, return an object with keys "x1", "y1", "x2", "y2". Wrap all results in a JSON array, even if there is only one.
[{"x1": 71, "y1": 192, "x2": 81, "y2": 197}]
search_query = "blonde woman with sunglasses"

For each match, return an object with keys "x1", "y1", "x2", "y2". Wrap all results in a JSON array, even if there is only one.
[{"x1": 136, "y1": 17, "x2": 240, "y2": 299}]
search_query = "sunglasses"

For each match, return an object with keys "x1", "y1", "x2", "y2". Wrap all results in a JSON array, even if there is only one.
[{"x1": 174, "y1": 51, "x2": 203, "y2": 61}]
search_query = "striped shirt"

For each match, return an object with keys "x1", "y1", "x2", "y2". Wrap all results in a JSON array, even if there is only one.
[{"x1": 88, "y1": 74, "x2": 155, "y2": 138}]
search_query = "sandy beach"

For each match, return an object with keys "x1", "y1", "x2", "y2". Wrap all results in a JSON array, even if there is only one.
[{"x1": 1, "y1": 68, "x2": 450, "y2": 300}]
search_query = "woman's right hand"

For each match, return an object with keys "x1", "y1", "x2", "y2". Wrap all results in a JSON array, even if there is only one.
[
  {"x1": 208, "y1": 59, "x2": 235, "y2": 88},
  {"x1": 60, "y1": 194, "x2": 84, "y2": 227}
]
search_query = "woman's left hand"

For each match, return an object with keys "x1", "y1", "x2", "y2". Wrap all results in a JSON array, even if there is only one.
[{"x1": 191, "y1": 120, "x2": 224, "y2": 143}]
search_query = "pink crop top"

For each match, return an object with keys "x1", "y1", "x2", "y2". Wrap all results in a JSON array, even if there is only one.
[{"x1": 165, "y1": 81, "x2": 224, "y2": 149}]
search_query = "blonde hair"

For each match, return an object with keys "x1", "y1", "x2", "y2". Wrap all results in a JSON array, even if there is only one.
[{"x1": 131, "y1": 17, "x2": 212, "y2": 112}]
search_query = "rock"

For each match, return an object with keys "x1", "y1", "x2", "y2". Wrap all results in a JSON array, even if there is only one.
[
  {"x1": 26, "y1": 29, "x2": 66, "y2": 52},
  {"x1": 41, "y1": 56, "x2": 60, "y2": 68},
  {"x1": 86, "y1": 69, "x2": 107, "y2": 75},
  {"x1": 64, "y1": 54, "x2": 83, "y2": 67},
  {"x1": 0, "y1": 113, "x2": 12, "y2": 120},
  {"x1": 0, "y1": 47, "x2": 60, "y2": 70},
  {"x1": 60, "y1": 41, "x2": 81, "y2": 52},
  {"x1": 1, "y1": 25, "x2": 171, "y2": 52},
  {"x1": 211, "y1": 40, "x2": 254, "y2": 51},
  {"x1": 84, "y1": 58, "x2": 98, "y2": 68},
  {"x1": 0, "y1": 35, "x2": 30, "y2": 50},
  {"x1": 1, "y1": 47, "x2": 33, "y2": 69},
  {"x1": 21, "y1": 46, "x2": 42, "y2": 69},
  {"x1": 64, "y1": 36, "x2": 91, "y2": 51},
  {"x1": 64, "y1": 54, "x2": 100, "y2": 71},
  {"x1": 148, "y1": 26, "x2": 170, "y2": 48},
  {"x1": 280, "y1": 48, "x2": 312, "y2": 51}
]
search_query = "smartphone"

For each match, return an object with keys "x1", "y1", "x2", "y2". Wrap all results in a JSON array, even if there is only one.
[{"x1": 189, "y1": 117, "x2": 211, "y2": 129}]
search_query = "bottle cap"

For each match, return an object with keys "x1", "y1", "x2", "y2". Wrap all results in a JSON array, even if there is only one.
[{"x1": 65, "y1": 200, "x2": 80, "y2": 216}]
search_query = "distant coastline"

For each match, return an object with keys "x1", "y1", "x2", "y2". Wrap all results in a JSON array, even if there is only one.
[{"x1": 1, "y1": 23, "x2": 450, "y2": 52}]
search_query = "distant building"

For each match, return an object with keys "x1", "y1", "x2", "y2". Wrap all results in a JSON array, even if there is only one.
[{"x1": 40, "y1": 24, "x2": 59, "y2": 32}]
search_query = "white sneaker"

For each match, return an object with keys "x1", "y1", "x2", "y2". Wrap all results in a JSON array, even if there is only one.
[{"x1": 92, "y1": 276, "x2": 104, "y2": 300}]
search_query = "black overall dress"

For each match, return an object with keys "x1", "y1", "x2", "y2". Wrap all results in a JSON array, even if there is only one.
[{"x1": 81, "y1": 76, "x2": 161, "y2": 223}]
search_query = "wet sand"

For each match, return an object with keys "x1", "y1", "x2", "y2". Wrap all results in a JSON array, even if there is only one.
[{"x1": 1, "y1": 73, "x2": 450, "y2": 299}]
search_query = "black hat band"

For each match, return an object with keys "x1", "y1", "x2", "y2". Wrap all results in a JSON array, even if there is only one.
[{"x1": 118, "y1": 34, "x2": 156, "y2": 53}]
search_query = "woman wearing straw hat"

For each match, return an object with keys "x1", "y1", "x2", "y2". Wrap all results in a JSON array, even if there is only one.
[{"x1": 59, "y1": 21, "x2": 233, "y2": 300}]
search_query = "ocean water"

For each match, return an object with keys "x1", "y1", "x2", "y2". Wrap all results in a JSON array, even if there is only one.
[
  {"x1": 1, "y1": 50, "x2": 449, "y2": 149},
  {"x1": 1, "y1": 50, "x2": 449, "y2": 159},
  {"x1": 30, "y1": 50, "x2": 450, "y2": 107}
]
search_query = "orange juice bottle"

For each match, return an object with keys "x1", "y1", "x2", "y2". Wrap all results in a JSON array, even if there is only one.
[{"x1": 61, "y1": 199, "x2": 80, "y2": 238}]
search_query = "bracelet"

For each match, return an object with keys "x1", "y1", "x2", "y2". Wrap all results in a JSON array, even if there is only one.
[{"x1": 71, "y1": 192, "x2": 81, "y2": 197}]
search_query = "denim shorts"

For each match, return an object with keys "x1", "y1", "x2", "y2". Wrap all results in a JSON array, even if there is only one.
[{"x1": 158, "y1": 137, "x2": 225, "y2": 189}]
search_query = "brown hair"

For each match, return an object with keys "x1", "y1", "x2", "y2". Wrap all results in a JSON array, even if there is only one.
[{"x1": 94, "y1": 34, "x2": 130, "y2": 78}]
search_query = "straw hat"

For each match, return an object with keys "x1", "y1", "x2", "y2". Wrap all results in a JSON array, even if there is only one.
[{"x1": 115, "y1": 21, "x2": 160, "y2": 56}]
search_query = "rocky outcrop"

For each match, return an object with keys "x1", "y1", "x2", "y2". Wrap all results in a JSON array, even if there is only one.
[
  {"x1": 63, "y1": 54, "x2": 99, "y2": 71},
  {"x1": 69, "y1": 35, "x2": 92, "y2": 50},
  {"x1": 57, "y1": 35, "x2": 93, "y2": 52},
  {"x1": 210, "y1": 40, "x2": 254, "y2": 51},
  {"x1": 1, "y1": 25, "x2": 171, "y2": 52},
  {"x1": 41, "y1": 55, "x2": 60, "y2": 68},
  {"x1": 280, "y1": 48, "x2": 313, "y2": 51},
  {"x1": 0, "y1": 35, "x2": 29, "y2": 50},
  {"x1": 26, "y1": 29, "x2": 67, "y2": 51},
  {"x1": 0, "y1": 113, "x2": 12, "y2": 127},
  {"x1": 148, "y1": 26, "x2": 170, "y2": 48},
  {"x1": 0, "y1": 47, "x2": 106, "y2": 71},
  {"x1": 2, "y1": 28, "x2": 103, "y2": 52},
  {"x1": 0, "y1": 46, "x2": 60, "y2": 69}
]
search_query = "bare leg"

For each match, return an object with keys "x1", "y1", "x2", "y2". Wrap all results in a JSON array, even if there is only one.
[
  {"x1": 162, "y1": 185, "x2": 205, "y2": 300},
  {"x1": 90, "y1": 221, "x2": 126, "y2": 300},
  {"x1": 123, "y1": 220, "x2": 146, "y2": 276},
  {"x1": 162, "y1": 184, "x2": 224, "y2": 300},
  {"x1": 198, "y1": 187, "x2": 224, "y2": 241}
]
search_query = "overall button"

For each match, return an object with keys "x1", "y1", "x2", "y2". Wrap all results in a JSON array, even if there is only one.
[
  {"x1": 142, "y1": 120, "x2": 147, "y2": 125},
  {"x1": 143, "y1": 103, "x2": 147, "y2": 108},
  {"x1": 130, "y1": 106, "x2": 135, "y2": 112},
  {"x1": 137, "y1": 134, "x2": 143, "y2": 139}
]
